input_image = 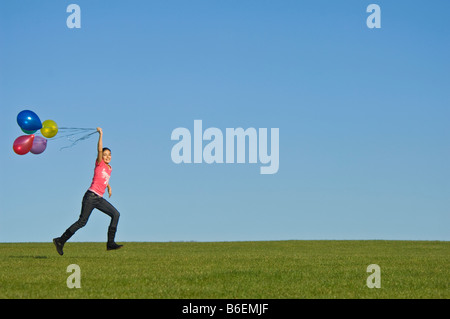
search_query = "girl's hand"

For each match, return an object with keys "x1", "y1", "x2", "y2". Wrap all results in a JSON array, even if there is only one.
[
  {"x1": 97, "y1": 127, "x2": 103, "y2": 135},
  {"x1": 107, "y1": 184, "x2": 112, "y2": 198}
]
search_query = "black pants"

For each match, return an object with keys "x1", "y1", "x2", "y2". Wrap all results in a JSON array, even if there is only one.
[{"x1": 68, "y1": 190, "x2": 120, "y2": 234}]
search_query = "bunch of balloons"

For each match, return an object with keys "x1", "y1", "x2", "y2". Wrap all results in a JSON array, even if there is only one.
[{"x1": 13, "y1": 110, "x2": 58, "y2": 155}]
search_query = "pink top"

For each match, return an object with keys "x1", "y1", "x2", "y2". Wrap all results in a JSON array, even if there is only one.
[{"x1": 88, "y1": 160, "x2": 111, "y2": 197}]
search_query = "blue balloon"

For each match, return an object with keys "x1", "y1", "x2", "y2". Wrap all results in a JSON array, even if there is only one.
[{"x1": 17, "y1": 110, "x2": 42, "y2": 131}]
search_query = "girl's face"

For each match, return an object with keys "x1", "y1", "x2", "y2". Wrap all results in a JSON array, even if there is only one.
[{"x1": 102, "y1": 150, "x2": 111, "y2": 164}]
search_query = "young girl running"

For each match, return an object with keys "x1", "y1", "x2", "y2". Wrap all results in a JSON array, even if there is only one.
[{"x1": 53, "y1": 127, "x2": 123, "y2": 255}]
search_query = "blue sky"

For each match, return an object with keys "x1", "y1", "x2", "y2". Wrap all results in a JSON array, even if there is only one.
[{"x1": 1, "y1": 0, "x2": 449, "y2": 242}]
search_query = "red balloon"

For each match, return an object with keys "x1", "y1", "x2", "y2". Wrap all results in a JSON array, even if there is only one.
[{"x1": 13, "y1": 134, "x2": 35, "y2": 155}]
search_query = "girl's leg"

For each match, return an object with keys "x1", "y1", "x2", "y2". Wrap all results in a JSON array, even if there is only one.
[
  {"x1": 54, "y1": 191, "x2": 97, "y2": 255},
  {"x1": 95, "y1": 197, "x2": 120, "y2": 228},
  {"x1": 67, "y1": 191, "x2": 98, "y2": 234},
  {"x1": 96, "y1": 198, "x2": 122, "y2": 250}
]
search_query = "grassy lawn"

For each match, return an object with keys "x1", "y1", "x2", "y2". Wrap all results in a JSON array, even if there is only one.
[{"x1": 0, "y1": 240, "x2": 448, "y2": 299}]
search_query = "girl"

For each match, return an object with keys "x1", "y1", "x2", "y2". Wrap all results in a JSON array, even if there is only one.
[{"x1": 53, "y1": 127, "x2": 123, "y2": 255}]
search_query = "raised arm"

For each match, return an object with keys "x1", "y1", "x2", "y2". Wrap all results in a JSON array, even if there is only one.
[{"x1": 96, "y1": 127, "x2": 103, "y2": 164}]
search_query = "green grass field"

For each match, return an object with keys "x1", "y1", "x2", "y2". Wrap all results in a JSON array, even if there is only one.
[{"x1": 0, "y1": 240, "x2": 448, "y2": 299}]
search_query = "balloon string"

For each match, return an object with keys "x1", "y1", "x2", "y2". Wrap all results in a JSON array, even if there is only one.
[
  {"x1": 58, "y1": 127, "x2": 97, "y2": 130},
  {"x1": 59, "y1": 131, "x2": 98, "y2": 151},
  {"x1": 48, "y1": 128, "x2": 97, "y2": 141},
  {"x1": 35, "y1": 127, "x2": 98, "y2": 150}
]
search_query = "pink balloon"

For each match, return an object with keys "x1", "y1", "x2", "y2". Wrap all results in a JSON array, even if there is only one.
[
  {"x1": 30, "y1": 136, "x2": 47, "y2": 154},
  {"x1": 13, "y1": 134, "x2": 35, "y2": 155}
]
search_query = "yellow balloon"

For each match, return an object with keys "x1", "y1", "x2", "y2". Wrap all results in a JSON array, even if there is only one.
[{"x1": 41, "y1": 119, "x2": 58, "y2": 138}]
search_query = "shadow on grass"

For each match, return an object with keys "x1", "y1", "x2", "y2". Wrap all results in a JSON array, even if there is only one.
[{"x1": 8, "y1": 255, "x2": 48, "y2": 259}]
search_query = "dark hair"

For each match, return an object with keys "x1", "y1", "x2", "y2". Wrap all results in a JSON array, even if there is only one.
[{"x1": 102, "y1": 147, "x2": 111, "y2": 153}]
